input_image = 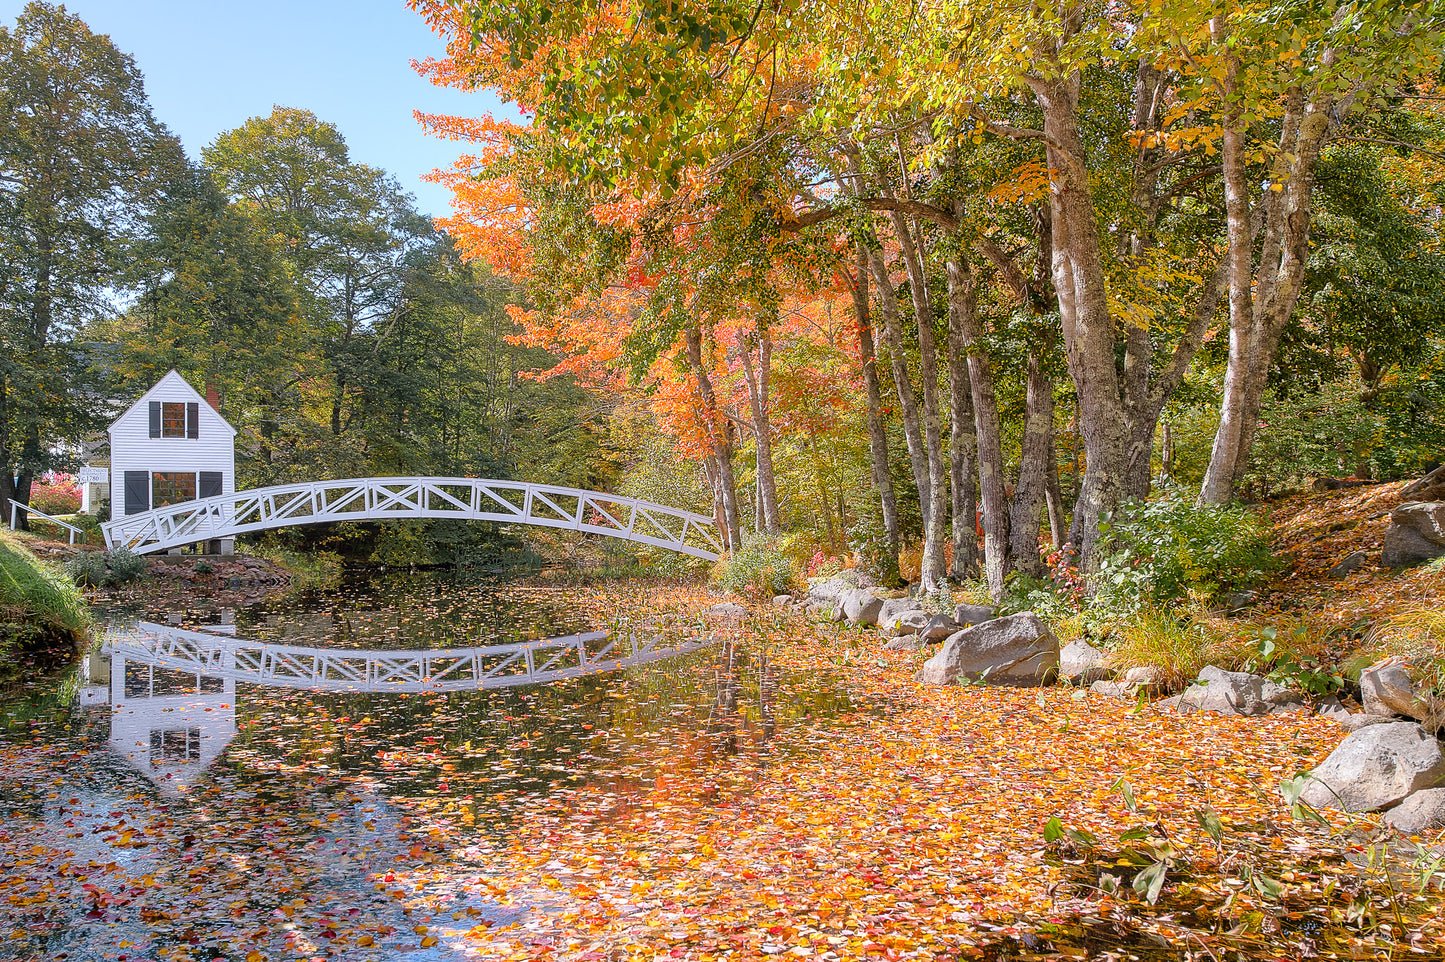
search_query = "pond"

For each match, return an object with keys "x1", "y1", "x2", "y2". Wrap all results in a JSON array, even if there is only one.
[
  {"x1": 5, "y1": 573, "x2": 1442, "y2": 960},
  {"x1": 0, "y1": 572, "x2": 878, "y2": 960}
]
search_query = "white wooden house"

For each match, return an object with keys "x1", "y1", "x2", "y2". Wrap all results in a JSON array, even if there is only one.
[{"x1": 109, "y1": 370, "x2": 236, "y2": 554}]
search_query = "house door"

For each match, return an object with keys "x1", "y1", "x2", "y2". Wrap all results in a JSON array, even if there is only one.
[{"x1": 123, "y1": 471, "x2": 150, "y2": 516}]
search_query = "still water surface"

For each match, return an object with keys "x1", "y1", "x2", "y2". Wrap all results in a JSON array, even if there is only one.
[{"x1": 0, "y1": 572, "x2": 872, "y2": 960}]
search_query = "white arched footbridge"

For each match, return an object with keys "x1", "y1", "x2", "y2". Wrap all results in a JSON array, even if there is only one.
[
  {"x1": 105, "y1": 622, "x2": 719, "y2": 693},
  {"x1": 102, "y1": 477, "x2": 721, "y2": 560}
]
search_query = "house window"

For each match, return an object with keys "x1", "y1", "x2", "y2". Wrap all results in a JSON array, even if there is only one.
[
  {"x1": 150, "y1": 728, "x2": 201, "y2": 762},
  {"x1": 161, "y1": 402, "x2": 187, "y2": 437},
  {"x1": 152, "y1": 472, "x2": 197, "y2": 507}
]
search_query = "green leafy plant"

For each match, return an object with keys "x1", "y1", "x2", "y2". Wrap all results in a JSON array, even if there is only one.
[
  {"x1": 0, "y1": 532, "x2": 91, "y2": 665},
  {"x1": 1247, "y1": 625, "x2": 1345, "y2": 697},
  {"x1": 102, "y1": 547, "x2": 147, "y2": 585},
  {"x1": 711, "y1": 534, "x2": 798, "y2": 599},
  {"x1": 1092, "y1": 489, "x2": 1276, "y2": 608},
  {"x1": 63, "y1": 551, "x2": 108, "y2": 588}
]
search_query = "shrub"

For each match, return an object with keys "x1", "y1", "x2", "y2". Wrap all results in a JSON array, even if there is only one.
[
  {"x1": 239, "y1": 541, "x2": 343, "y2": 591},
  {"x1": 1245, "y1": 625, "x2": 1345, "y2": 697},
  {"x1": 103, "y1": 547, "x2": 147, "y2": 585},
  {"x1": 1000, "y1": 571, "x2": 1078, "y2": 622},
  {"x1": 847, "y1": 510, "x2": 900, "y2": 585},
  {"x1": 1092, "y1": 489, "x2": 1275, "y2": 609},
  {"x1": 64, "y1": 551, "x2": 108, "y2": 588},
  {"x1": 711, "y1": 534, "x2": 798, "y2": 599},
  {"x1": 28, "y1": 473, "x2": 82, "y2": 515}
]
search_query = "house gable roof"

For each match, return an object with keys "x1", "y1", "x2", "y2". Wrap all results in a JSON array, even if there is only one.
[{"x1": 108, "y1": 370, "x2": 238, "y2": 438}]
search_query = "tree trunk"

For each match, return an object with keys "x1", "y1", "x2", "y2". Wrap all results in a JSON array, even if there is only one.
[
  {"x1": 1044, "y1": 431, "x2": 1066, "y2": 550},
  {"x1": 737, "y1": 326, "x2": 780, "y2": 534},
  {"x1": 852, "y1": 242, "x2": 901, "y2": 579},
  {"x1": 867, "y1": 246, "x2": 931, "y2": 530},
  {"x1": 1199, "y1": 36, "x2": 1345, "y2": 504},
  {"x1": 886, "y1": 209, "x2": 947, "y2": 589},
  {"x1": 1009, "y1": 335, "x2": 1056, "y2": 575},
  {"x1": 945, "y1": 282, "x2": 978, "y2": 581},
  {"x1": 684, "y1": 325, "x2": 741, "y2": 550},
  {"x1": 943, "y1": 236, "x2": 1009, "y2": 599},
  {"x1": 1032, "y1": 73, "x2": 1130, "y2": 563}
]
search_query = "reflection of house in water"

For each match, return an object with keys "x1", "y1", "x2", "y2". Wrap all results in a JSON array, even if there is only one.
[{"x1": 81, "y1": 643, "x2": 238, "y2": 794}]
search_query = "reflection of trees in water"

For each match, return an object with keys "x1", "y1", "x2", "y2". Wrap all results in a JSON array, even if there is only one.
[{"x1": 707, "y1": 639, "x2": 775, "y2": 753}]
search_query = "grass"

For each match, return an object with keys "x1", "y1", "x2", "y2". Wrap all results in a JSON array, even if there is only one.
[
  {"x1": 1105, "y1": 609, "x2": 1234, "y2": 692},
  {"x1": 1366, "y1": 605, "x2": 1445, "y2": 698},
  {"x1": 0, "y1": 529, "x2": 92, "y2": 668}
]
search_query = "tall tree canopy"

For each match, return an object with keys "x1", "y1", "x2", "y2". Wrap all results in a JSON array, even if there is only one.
[{"x1": 0, "y1": 1, "x2": 169, "y2": 521}]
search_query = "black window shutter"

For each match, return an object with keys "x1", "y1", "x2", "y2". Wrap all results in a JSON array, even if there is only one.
[
  {"x1": 186, "y1": 402, "x2": 199, "y2": 439},
  {"x1": 148, "y1": 401, "x2": 161, "y2": 438},
  {"x1": 124, "y1": 471, "x2": 150, "y2": 515},
  {"x1": 199, "y1": 471, "x2": 222, "y2": 500}
]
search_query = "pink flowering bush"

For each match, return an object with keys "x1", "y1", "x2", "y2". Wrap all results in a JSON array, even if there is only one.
[{"x1": 29, "y1": 473, "x2": 82, "y2": 515}]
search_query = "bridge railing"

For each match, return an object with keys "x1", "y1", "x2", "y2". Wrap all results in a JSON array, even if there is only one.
[{"x1": 103, "y1": 477, "x2": 722, "y2": 560}]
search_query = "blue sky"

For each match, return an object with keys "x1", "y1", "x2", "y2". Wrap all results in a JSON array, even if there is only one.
[{"x1": 3, "y1": 0, "x2": 516, "y2": 217}]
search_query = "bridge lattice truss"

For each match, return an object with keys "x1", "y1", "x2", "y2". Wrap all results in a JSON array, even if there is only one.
[
  {"x1": 107, "y1": 622, "x2": 718, "y2": 693},
  {"x1": 102, "y1": 477, "x2": 722, "y2": 560}
]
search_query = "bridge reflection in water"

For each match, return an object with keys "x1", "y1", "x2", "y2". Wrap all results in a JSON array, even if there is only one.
[{"x1": 84, "y1": 620, "x2": 722, "y2": 792}]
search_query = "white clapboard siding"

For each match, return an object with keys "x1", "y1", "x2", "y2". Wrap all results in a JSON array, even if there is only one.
[{"x1": 108, "y1": 370, "x2": 237, "y2": 517}]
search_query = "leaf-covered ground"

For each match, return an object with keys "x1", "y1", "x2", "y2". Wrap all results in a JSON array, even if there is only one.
[
  {"x1": 2, "y1": 579, "x2": 1443, "y2": 960},
  {"x1": 1258, "y1": 480, "x2": 1445, "y2": 628}
]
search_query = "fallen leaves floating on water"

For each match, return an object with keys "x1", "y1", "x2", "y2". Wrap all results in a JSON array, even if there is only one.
[{"x1": 1, "y1": 575, "x2": 1442, "y2": 959}]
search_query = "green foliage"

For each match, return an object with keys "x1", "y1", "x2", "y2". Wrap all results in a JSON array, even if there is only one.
[
  {"x1": 102, "y1": 547, "x2": 146, "y2": 585},
  {"x1": 710, "y1": 535, "x2": 798, "y2": 599},
  {"x1": 847, "y1": 508, "x2": 900, "y2": 586},
  {"x1": 998, "y1": 571, "x2": 1078, "y2": 622},
  {"x1": 0, "y1": 2, "x2": 165, "y2": 506},
  {"x1": 1246, "y1": 625, "x2": 1345, "y2": 698},
  {"x1": 0, "y1": 531, "x2": 90, "y2": 663},
  {"x1": 238, "y1": 540, "x2": 343, "y2": 591},
  {"x1": 62, "y1": 551, "x2": 107, "y2": 588},
  {"x1": 1092, "y1": 490, "x2": 1275, "y2": 608},
  {"x1": 1247, "y1": 354, "x2": 1445, "y2": 492}
]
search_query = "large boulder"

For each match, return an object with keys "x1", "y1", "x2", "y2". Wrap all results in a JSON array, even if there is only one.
[
  {"x1": 1383, "y1": 788, "x2": 1445, "y2": 834},
  {"x1": 954, "y1": 604, "x2": 998, "y2": 627},
  {"x1": 1360, "y1": 659, "x2": 1445, "y2": 733},
  {"x1": 878, "y1": 597, "x2": 927, "y2": 629},
  {"x1": 1361, "y1": 659, "x2": 1421, "y2": 717},
  {"x1": 1180, "y1": 666, "x2": 1307, "y2": 716},
  {"x1": 1298, "y1": 722, "x2": 1445, "y2": 812},
  {"x1": 921, "y1": 613, "x2": 960, "y2": 642},
  {"x1": 840, "y1": 588, "x2": 885, "y2": 626},
  {"x1": 807, "y1": 576, "x2": 854, "y2": 606},
  {"x1": 703, "y1": 602, "x2": 748, "y2": 622},
  {"x1": 1059, "y1": 640, "x2": 1109, "y2": 684},
  {"x1": 807, "y1": 571, "x2": 873, "y2": 605},
  {"x1": 1381, "y1": 502, "x2": 1445, "y2": 567},
  {"x1": 883, "y1": 610, "x2": 933, "y2": 638},
  {"x1": 916, "y1": 612, "x2": 1059, "y2": 687}
]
